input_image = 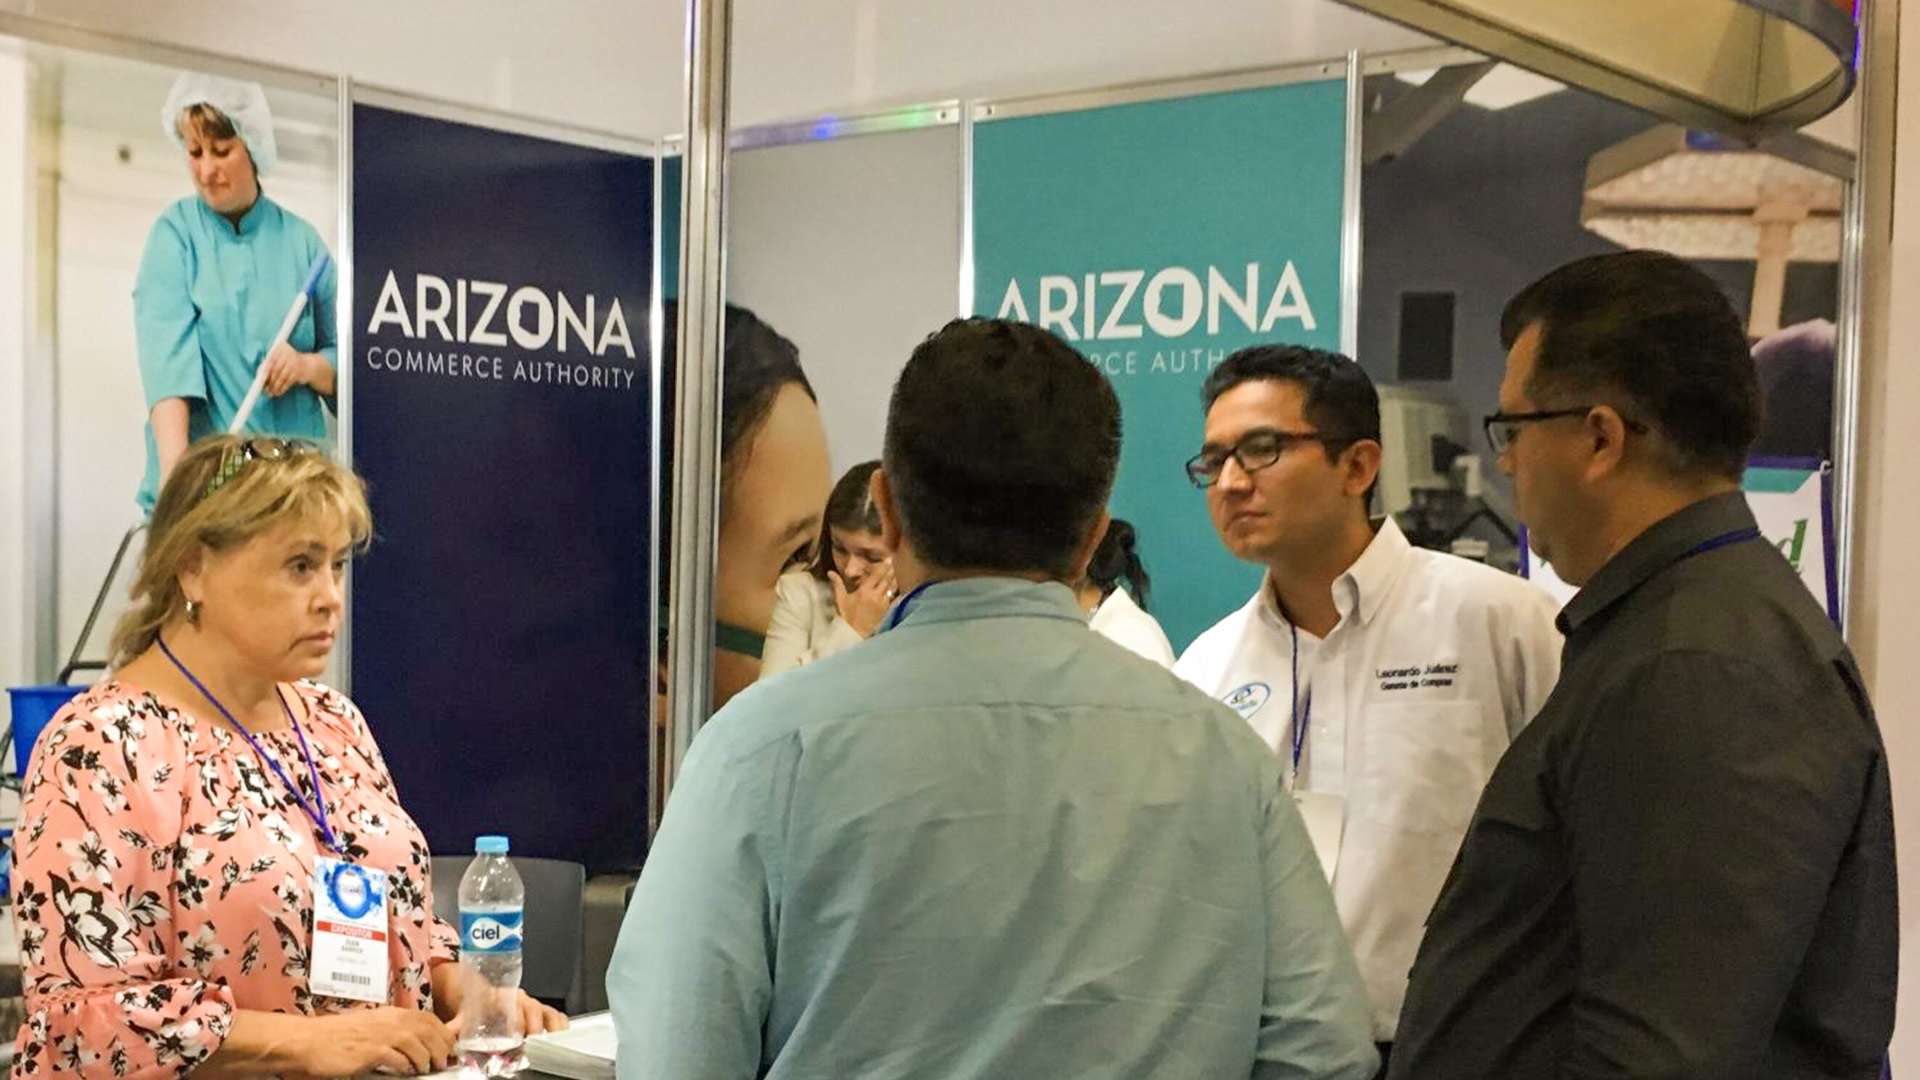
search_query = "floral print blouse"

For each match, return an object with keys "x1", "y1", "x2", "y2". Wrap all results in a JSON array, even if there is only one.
[{"x1": 10, "y1": 681, "x2": 458, "y2": 1079}]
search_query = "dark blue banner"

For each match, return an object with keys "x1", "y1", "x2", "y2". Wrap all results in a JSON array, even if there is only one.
[{"x1": 351, "y1": 104, "x2": 653, "y2": 872}]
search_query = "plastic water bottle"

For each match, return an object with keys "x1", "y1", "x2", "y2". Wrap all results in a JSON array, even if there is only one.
[{"x1": 457, "y1": 835, "x2": 527, "y2": 1077}]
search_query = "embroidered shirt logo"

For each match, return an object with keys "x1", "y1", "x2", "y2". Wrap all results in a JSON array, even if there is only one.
[{"x1": 1221, "y1": 682, "x2": 1273, "y2": 719}]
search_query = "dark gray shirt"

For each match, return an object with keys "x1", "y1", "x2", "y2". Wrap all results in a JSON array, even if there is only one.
[{"x1": 1389, "y1": 492, "x2": 1896, "y2": 1080}]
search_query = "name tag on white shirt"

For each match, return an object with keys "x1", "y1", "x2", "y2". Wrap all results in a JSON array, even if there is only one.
[{"x1": 311, "y1": 857, "x2": 391, "y2": 1003}]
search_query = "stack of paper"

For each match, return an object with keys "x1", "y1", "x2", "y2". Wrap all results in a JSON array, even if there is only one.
[{"x1": 524, "y1": 1012, "x2": 617, "y2": 1080}]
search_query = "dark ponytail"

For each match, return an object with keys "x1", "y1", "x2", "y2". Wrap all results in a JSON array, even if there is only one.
[{"x1": 1086, "y1": 518, "x2": 1151, "y2": 612}]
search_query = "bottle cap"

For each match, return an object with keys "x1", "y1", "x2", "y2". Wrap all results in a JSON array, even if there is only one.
[{"x1": 475, "y1": 834, "x2": 509, "y2": 855}]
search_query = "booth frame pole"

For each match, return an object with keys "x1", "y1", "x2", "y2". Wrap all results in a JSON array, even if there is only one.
[
  {"x1": 659, "y1": 0, "x2": 734, "y2": 821},
  {"x1": 958, "y1": 98, "x2": 975, "y2": 318},
  {"x1": 1341, "y1": 49, "x2": 1364, "y2": 360},
  {"x1": 647, "y1": 152, "x2": 666, "y2": 837},
  {"x1": 24, "y1": 55, "x2": 59, "y2": 684},
  {"x1": 335, "y1": 75, "x2": 356, "y2": 695},
  {"x1": 1827, "y1": 174, "x2": 1858, "y2": 630},
  {"x1": 1831, "y1": 17, "x2": 1871, "y2": 634},
  {"x1": 1834, "y1": 173, "x2": 1861, "y2": 629}
]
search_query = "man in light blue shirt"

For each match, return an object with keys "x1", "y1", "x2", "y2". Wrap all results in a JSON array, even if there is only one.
[{"x1": 609, "y1": 318, "x2": 1377, "y2": 1080}]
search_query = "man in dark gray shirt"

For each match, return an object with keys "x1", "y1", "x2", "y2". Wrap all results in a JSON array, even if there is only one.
[{"x1": 1390, "y1": 250, "x2": 1896, "y2": 1080}]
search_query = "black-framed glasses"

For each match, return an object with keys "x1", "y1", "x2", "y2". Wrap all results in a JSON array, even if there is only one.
[
  {"x1": 1185, "y1": 428, "x2": 1355, "y2": 489},
  {"x1": 205, "y1": 437, "x2": 319, "y2": 496},
  {"x1": 1482, "y1": 408, "x2": 1647, "y2": 456}
]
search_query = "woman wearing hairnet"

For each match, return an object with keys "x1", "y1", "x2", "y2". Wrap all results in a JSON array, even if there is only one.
[{"x1": 133, "y1": 73, "x2": 339, "y2": 514}]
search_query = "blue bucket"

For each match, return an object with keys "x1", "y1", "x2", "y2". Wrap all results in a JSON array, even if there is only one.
[{"x1": 5, "y1": 684, "x2": 87, "y2": 777}]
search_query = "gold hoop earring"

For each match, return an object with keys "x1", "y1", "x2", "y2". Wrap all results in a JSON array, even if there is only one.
[{"x1": 184, "y1": 599, "x2": 201, "y2": 625}]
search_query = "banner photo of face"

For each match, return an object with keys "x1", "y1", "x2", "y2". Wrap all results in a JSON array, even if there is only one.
[
  {"x1": 973, "y1": 79, "x2": 1350, "y2": 651},
  {"x1": 350, "y1": 103, "x2": 655, "y2": 872}
]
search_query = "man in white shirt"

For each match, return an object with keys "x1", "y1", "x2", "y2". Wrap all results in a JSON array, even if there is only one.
[{"x1": 1173, "y1": 344, "x2": 1562, "y2": 1069}]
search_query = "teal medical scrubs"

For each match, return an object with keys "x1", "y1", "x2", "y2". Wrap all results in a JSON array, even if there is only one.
[{"x1": 132, "y1": 193, "x2": 337, "y2": 512}]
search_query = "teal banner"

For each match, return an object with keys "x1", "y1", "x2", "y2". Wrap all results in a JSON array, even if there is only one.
[{"x1": 973, "y1": 79, "x2": 1350, "y2": 651}]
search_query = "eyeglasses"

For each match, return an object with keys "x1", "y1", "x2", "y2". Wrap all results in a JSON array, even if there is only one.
[
  {"x1": 1482, "y1": 408, "x2": 1647, "y2": 456},
  {"x1": 205, "y1": 437, "x2": 318, "y2": 497},
  {"x1": 1185, "y1": 429, "x2": 1356, "y2": 489}
]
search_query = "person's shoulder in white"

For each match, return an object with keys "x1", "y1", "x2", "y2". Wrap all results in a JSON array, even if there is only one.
[
  {"x1": 1401, "y1": 545, "x2": 1565, "y2": 642},
  {"x1": 736, "y1": 582, "x2": 1250, "y2": 752},
  {"x1": 773, "y1": 569, "x2": 829, "y2": 611},
  {"x1": 1174, "y1": 548, "x2": 1560, "y2": 683},
  {"x1": 1089, "y1": 588, "x2": 1177, "y2": 668},
  {"x1": 1173, "y1": 588, "x2": 1265, "y2": 690},
  {"x1": 763, "y1": 570, "x2": 849, "y2": 677}
]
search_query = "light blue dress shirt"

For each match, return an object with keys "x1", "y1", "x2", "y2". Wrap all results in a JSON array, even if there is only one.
[
  {"x1": 610, "y1": 577, "x2": 1377, "y2": 1080},
  {"x1": 132, "y1": 193, "x2": 337, "y2": 512}
]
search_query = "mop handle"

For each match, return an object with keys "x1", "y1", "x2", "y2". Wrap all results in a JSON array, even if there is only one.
[{"x1": 227, "y1": 253, "x2": 330, "y2": 435}]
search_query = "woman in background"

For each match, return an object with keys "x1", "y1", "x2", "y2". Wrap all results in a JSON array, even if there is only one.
[
  {"x1": 1077, "y1": 518, "x2": 1176, "y2": 668},
  {"x1": 134, "y1": 73, "x2": 338, "y2": 514},
  {"x1": 762, "y1": 461, "x2": 896, "y2": 676},
  {"x1": 11, "y1": 436, "x2": 560, "y2": 1079}
]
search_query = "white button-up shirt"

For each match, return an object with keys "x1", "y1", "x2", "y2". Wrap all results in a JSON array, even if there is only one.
[
  {"x1": 1088, "y1": 587, "x2": 1177, "y2": 668},
  {"x1": 1174, "y1": 517, "x2": 1563, "y2": 1039}
]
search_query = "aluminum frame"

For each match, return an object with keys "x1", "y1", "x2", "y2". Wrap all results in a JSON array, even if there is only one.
[
  {"x1": 23, "y1": 51, "x2": 58, "y2": 684},
  {"x1": 647, "y1": 150, "x2": 666, "y2": 836},
  {"x1": 967, "y1": 44, "x2": 1465, "y2": 123},
  {"x1": 730, "y1": 101, "x2": 961, "y2": 151},
  {"x1": 1341, "y1": 50, "x2": 1365, "y2": 359},
  {"x1": 1830, "y1": 37, "x2": 1871, "y2": 634},
  {"x1": 334, "y1": 75, "x2": 356, "y2": 695},
  {"x1": 973, "y1": 58, "x2": 1345, "y2": 122},
  {"x1": 1832, "y1": 174, "x2": 1861, "y2": 628},
  {"x1": 0, "y1": 13, "x2": 335, "y2": 97},
  {"x1": 351, "y1": 84, "x2": 659, "y2": 159},
  {"x1": 675, "y1": 46, "x2": 1467, "y2": 152},
  {"x1": 659, "y1": 0, "x2": 735, "y2": 817},
  {"x1": 958, "y1": 97, "x2": 976, "y2": 317}
]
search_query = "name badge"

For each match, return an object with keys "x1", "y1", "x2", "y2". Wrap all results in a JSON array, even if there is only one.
[{"x1": 311, "y1": 857, "x2": 391, "y2": 1003}]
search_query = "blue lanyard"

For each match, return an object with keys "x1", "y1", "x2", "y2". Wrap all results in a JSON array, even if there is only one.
[
  {"x1": 1682, "y1": 527, "x2": 1762, "y2": 561},
  {"x1": 1288, "y1": 622, "x2": 1312, "y2": 789},
  {"x1": 878, "y1": 581, "x2": 938, "y2": 635},
  {"x1": 157, "y1": 637, "x2": 342, "y2": 855}
]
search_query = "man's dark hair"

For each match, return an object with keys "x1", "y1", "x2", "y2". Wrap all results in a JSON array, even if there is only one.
[
  {"x1": 884, "y1": 319, "x2": 1120, "y2": 579},
  {"x1": 1500, "y1": 250, "x2": 1760, "y2": 481},
  {"x1": 1202, "y1": 345, "x2": 1382, "y2": 445}
]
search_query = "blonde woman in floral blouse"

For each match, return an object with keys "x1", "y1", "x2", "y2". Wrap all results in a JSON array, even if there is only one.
[{"x1": 12, "y1": 435, "x2": 563, "y2": 1079}]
